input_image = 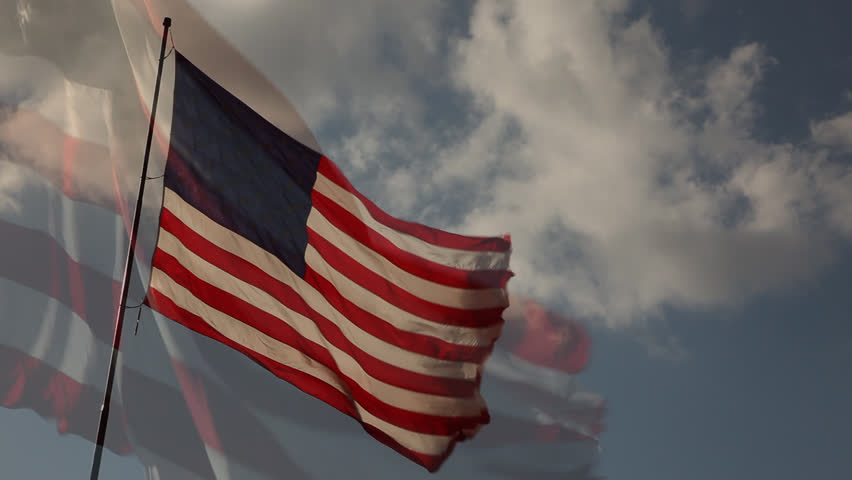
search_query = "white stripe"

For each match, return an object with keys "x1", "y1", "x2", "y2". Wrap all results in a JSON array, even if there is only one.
[
  {"x1": 163, "y1": 188, "x2": 499, "y2": 347},
  {"x1": 307, "y1": 207, "x2": 507, "y2": 309},
  {"x1": 484, "y1": 349, "x2": 581, "y2": 398},
  {"x1": 0, "y1": 278, "x2": 109, "y2": 386},
  {"x1": 149, "y1": 268, "x2": 465, "y2": 456},
  {"x1": 313, "y1": 173, "x2": 510, "y2": 271},
  {"x1": 149, "y1": 266, "x2": 484, "y2": 417},
  {"x1": 0, "y1": 161, "x2": 123, "y2": 278},
  {"x1": 0, "y1": 53, "x2": 112, "y2": 146},
  {"x1": 305, "y1": 243, "x2": 501, "y2": 347},
  {"x1": 355, "y1": 405, "x2": 452, "y2": 457},
  {"x1": 137, "y1": 445, "x2": 209, "y2": 480},
  {"x1": 155, "y1": 227, "x2": 478, "y2": 381}
]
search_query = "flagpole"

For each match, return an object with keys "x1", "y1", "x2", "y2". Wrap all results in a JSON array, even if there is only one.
[{"x1": 89, "y1": 16, "x2": 172, "y2": 480}]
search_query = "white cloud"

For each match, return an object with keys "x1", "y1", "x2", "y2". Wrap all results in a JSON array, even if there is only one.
[
  {"x1": 186, "y1": 0, "x2": 443, "y2": 134},
  {"x1": 5, "y1": 0, "x2": 849, "y2": 327},
  {"x1": 811, "y1": 111, "x2": 852, "y2": 152},
  {"x1": 194, "y1": 0, "x2": 852, "y2": 326},
  {"x1": 426, "y1": 1, "x2": 852, "y2": 325}
]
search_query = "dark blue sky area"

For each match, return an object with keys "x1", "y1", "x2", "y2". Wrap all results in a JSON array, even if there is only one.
[{"x1": 582, "y1": 3, "x2": 852, "y2": 479}]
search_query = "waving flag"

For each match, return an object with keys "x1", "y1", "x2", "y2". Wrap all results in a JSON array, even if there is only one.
[
  {"x1": 3, "y1": 1, "x2": 613, "y2": 478},
  {"x1": 145, "y1": 51, "x2": 512, "y2": 472}
]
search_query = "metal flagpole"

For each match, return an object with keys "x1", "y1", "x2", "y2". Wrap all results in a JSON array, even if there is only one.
[{"x1": 89, "y1": 16, "x2": 172, "y2": 480}]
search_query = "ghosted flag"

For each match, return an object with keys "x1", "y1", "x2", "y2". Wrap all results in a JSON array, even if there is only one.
[
  {"x1": 0, "y1": 0, "x2": 335, "y2": 477},
  {"x1": 473, "y1": 298, "x2": 606, "y2": 477}
]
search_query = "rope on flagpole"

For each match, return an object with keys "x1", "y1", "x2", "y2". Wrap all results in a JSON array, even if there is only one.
[{"x1": 89, "y1": 16, "x2": 172, "y2": 480}]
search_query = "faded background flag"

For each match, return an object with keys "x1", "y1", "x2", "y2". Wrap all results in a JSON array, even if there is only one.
[{"x1": 2, "y1": 0, "x2": 852, "y2": 479}]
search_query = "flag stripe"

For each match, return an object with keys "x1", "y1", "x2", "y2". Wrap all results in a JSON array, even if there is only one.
[
  {"x1": 156, "y1": 204, "x2": 482, "y2": 380},
  {"x1": 146, "y1": 284, "x2": 470, "y2": 457},
  {"x1": 310, "y1": 190, "x2": 510, "y2": 290},
  {"x1": 161, "y1": 188, "x2": 500, "y2": 350},
  {"x1": 306, "y1": 207, "x2": 507, "y2": 308},
  {"x1": 303, "y1": 244, "x2": 501, "y2": 340},
  {"x1": 0, "y1": 219, "x2": 119, "y2": 345},
  {"x1": 0, "y1": 161, "x2": 123, "y2": 274},
  {"x1": 149, "y1": 256, "x2": 486, "y2": 417},
  {"x1": 316, "y1": 157, "x2": 510, "y2": 253},
  {"x1": 151, "y1": 241, "x2": 479, "y2": 398},
  {"x1": 0, "y1": 278, "x2": 111, "y2": 388},
  {"x1": 302, "y1": 262, "x2": 494, "y2": 364},
  {"x1": 306, "y1": 224, "x2": 506, "y2": 328},
  {"x1": 0, "y1": 105, "x2": 115, "y2": 209},
  {"x1": 312, "y1": 177, "x2": 509, "y2": 272},
  {"x1": 1, "y1": 54, "x2": 113, "y2": 145},
  {"x1": 158, "y1": 207, "x2": 490, "y2": 366},
  {"x1": 0, "y1": 346, "x2": 133, "y2": 454}
]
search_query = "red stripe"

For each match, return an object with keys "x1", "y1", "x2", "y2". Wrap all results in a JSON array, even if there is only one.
[
  {"x1": 159, "y1": 207, "x2": 491, "y2": 363},
  {"x1": 149, "y1": 254, "x2": 492, "y2": 434},
  {"x1": 308, "y1": 227, "x2": 506, "y2": 328},
  {"x1": 304, "y1": 265, "x2": 496, "y2": 365},
  {"x1": 317, "y1": 156, "x2": 510, "y2": 253},
  {"x1": 311, "y1": 190, "x2": 512, "y2": 290},
  {"x1": 506, "y1": 301, "x2": 592, "y2": 374},
  {"x1": 0, "y1": 345, "x2": 132, "y2": 455},
  {"x1": 147, "y1": 288, "x2": 471, "y2": 472},
  {"x1": 0, "y1": 104, "x2": 116, "y2": 211},
  {"x1": 152, "y1": 246, "x2": 480, "y2": 400}
]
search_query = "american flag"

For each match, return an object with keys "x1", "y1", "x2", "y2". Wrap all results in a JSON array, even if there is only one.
[
  {"x1": 1, "y1": 1, "x2": 603, "y2": 477},
  {"x1": 144, "y1": 51, "x2": 513, "y2": 472}
]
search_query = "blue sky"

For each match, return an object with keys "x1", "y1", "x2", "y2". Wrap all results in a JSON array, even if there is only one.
[{"x1": 1, "y1": 0, "x2": 851, "y2": 478}]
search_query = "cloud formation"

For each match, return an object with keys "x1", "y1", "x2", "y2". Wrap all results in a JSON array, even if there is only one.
[
  {"x1": 3, "y1": 0, "x2": 850, "y2": 326},
  {"x1": 250, "y1": 0, "x2": 850, "y2": 326},
  {"x1": 301, "y1": 0, "x2": 851, "y2": 325}
]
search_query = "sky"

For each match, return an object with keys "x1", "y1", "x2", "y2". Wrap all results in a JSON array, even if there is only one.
[{"x1": 1, "y1": 0, "x2": 851, "y2": 479}]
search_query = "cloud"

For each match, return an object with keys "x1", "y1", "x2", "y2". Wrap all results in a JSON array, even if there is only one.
[
  {"x1": 636, "y1": 333, "x2": 690, "y2": 363},
  {"x1": 811, "y1": 111, "x2": 852, "y2": 152},
  {"x1": 157, "y1": 0, "x2": 852, "y2": 326},
  {"x1": 3, "y1": 0, "x2": 850, "y2": 326},
  {"x1": 414, "y1": 0, "x2": 852, "y2": 326}
]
